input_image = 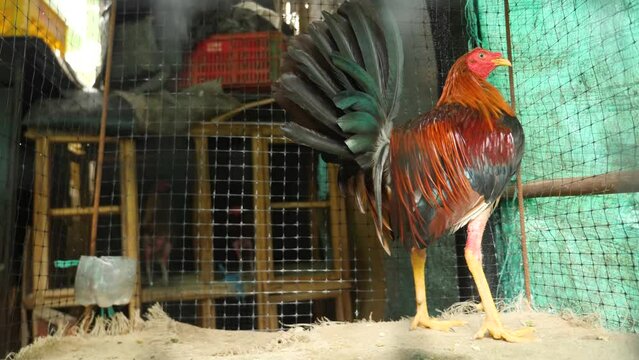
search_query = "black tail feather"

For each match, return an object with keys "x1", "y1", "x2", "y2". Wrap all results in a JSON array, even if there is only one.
[{"x1": 274, "y1": 0, "x2": 403, "y2": 173}]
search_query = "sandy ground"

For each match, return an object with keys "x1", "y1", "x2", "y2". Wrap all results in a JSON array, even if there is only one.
[{"x1": 8, "y1": 307, "x2": 639, "y2": 360}]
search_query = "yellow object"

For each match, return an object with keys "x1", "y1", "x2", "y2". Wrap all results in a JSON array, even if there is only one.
[
  {"x1": 0, "y1": 0, "x2": 67, "y2": 56},
  {"x1": 464, "y1": 249, "x2": 535, "y2": 342},
  {"x1": 410, "y1": 248, "x2": 466, "y2": 331}
]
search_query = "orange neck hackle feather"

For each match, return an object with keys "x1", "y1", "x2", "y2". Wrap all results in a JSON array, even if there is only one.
[{"x1": 436, "y1": 53, "x2": 515, "y2": 129}]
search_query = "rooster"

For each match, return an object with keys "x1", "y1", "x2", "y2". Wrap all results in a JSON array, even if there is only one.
[{"x1": 273, "y1": 0, "x2": 533, "y2": 342}]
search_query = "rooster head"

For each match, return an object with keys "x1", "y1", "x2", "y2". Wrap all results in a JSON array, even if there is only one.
[{"x1": 465, "y1": 48, "x2": 512, "y2": 79}]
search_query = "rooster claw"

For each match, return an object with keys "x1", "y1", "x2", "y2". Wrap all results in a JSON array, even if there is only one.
[{"x1": 474, "y1": 319, "x2": 535, "y2": 342}]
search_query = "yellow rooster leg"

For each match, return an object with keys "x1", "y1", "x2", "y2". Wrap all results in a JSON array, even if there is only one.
[
  {"x1": 465, "y1": 209, "x2": 535, "y2": 342},
  {"x1": 410, "y1": 247, "x2": 466, "y2": 331}
]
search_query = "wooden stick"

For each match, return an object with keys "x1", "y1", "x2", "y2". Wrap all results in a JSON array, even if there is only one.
[
  {"x1": 190, "y1": 122, "x2": 284, "y2": 138},
  {"x1": 50, "y1": 206, "x2": 120, "y2": 217},
  {"x1": 516, "y1": 171, "x2": 532, "y2": 304},
  {"x1": 504, "y1": 170, "x2": 639, "y2": 198},
  {"x1": 503, "y1": 0, "x2": 532, "y2": 306},
  {"x1": 89, "y1": 0, "x2": 117, "y2": 256},
  {"x1": 207, "y1": 98, "x2": 275, "y2": 123}
]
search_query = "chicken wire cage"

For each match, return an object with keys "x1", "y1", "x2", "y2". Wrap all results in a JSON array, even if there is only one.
[{"x1": 0, "y1": 0, "x2": 637, "y2": 355}]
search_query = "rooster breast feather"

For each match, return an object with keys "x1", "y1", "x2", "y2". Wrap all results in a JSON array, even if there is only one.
[{"x1": 389, "y1": 104, "x2": 524, "y2": 248}]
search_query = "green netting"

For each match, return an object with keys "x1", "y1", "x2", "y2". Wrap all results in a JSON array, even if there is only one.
[{"x1": 474, "y1": 0, "x2": 639, "y2": 331}]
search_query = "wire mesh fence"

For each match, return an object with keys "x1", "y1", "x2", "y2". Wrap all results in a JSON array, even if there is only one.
[{"x1": 0, "y1": 0, "x2": 637, "y2": 356}]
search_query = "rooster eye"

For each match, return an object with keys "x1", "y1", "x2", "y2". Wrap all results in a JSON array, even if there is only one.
[{"x1": 479, "y1": 52, "x2": 485, "y2": 59}]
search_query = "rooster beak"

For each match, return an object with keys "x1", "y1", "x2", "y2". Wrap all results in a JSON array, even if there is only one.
[{"x1": 492, "y1": 58, "x2": 512, "y2": 67}]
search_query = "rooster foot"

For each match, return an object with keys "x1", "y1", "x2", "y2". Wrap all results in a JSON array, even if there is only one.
[
  {"x1": 410, "y1": 312, "x2": 466, "y2": 332},
  {"x1": 474, "y1": 318, "x2": 535, "y2": 342}
]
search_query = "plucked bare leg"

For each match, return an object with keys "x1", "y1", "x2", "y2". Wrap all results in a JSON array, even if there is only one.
[
  {"x1": 160, "y1": 236, "x2": 171, "y2": 285},
  {"x1": 160, "y1": 261, "x2": 169, "y2": 285},
  {"x1": 410, "y1": 247, "x2": 466, "y2": 331},
  {"x1": 146, "y1": 260, "x2": 153, "y2": 287},
  {"x1": 144, "y1": 236, "x2": 154, "y2": 286},
  {"x1": 465, "y1": 208, "x2": 535, "y2": 342}
]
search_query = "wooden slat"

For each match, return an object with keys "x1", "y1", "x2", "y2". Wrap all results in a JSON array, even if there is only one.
[
  {"x1": 194, "y1": 137, "x2": 216, "y2": 328},
  {"x1": 328, "y1": 164, "x2": 353, "y2": 321},
  {"x1": 344, "y1": 193, "x2": 387, "y2": 321},
  {"x1": 252, "y1": 135, "x2": 280, "y2": 329},
  {"x1": 23, "y1": 281, "x2": 250, "y2": 309},
  {"x1": 270, "y1": 201, "x2": 330, "y2": 209},
  {"x1": 119, "y1": 139, "x2": 141, "y2": 314},
  {"x1": 141, "y1": 282, "x2": 243, "y2": 303},
  {"x1": 265, "y1": 280, "x2": 351, "y2": 293},
  {"x1": 269, "y1": 291, "x2": 347, "y2": 303},
  {"x1": 327, "y1": 165, "x2": 341, "y2": 275},
  {"x1": 50, "y1": 205, "x2": 120, "y2": 217},
  {"x1": 24, "y1": 130, "x2": 118, "y2": 143},
  {"x1": 336, "y1": 170, "x2": 353, "y2": 321},
  {"x1": 266, "y1": 280, "x2": 352, "y2": 314},
  {"x1": 23, "y1": 288, "x2": 74, "y2": 309},
  {"x1": 259, "y1": 139, "x2": 279, "y2": 329},
  {"x1": 272, "y1": 271, "x2": 342, "y2": 282}
]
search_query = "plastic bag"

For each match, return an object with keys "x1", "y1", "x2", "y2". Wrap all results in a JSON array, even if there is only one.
[{"x1": 74, "y1": 256, "x2": 136, "y2": 308}]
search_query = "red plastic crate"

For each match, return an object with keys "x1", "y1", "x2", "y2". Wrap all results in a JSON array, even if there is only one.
[{"x1": 181, "y1": 31, "x2": 285, "y2": 89}]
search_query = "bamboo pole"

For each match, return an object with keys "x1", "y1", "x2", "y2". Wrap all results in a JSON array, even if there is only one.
[
  {"x1": 89, "y1": 0, "x2": 117, "y2": 256},
  {"x1": 503, "y1": 0, "x2": 532, "y2": 305},
  {"x1": 119, "y1": 140, "x2": 141, "y2": 315},
  {"x1": 32, "y1": 137, "x2": 50, "y2": 336},
  {"x1": 194, "y1": 137, "x2": 216, "y2": 328},
  {"x1": 252, "y1": 136, "x2": 269, "y2": 330},
  {"x1": 504, "y1": 170, "x2": 639, "y2": 198}
]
